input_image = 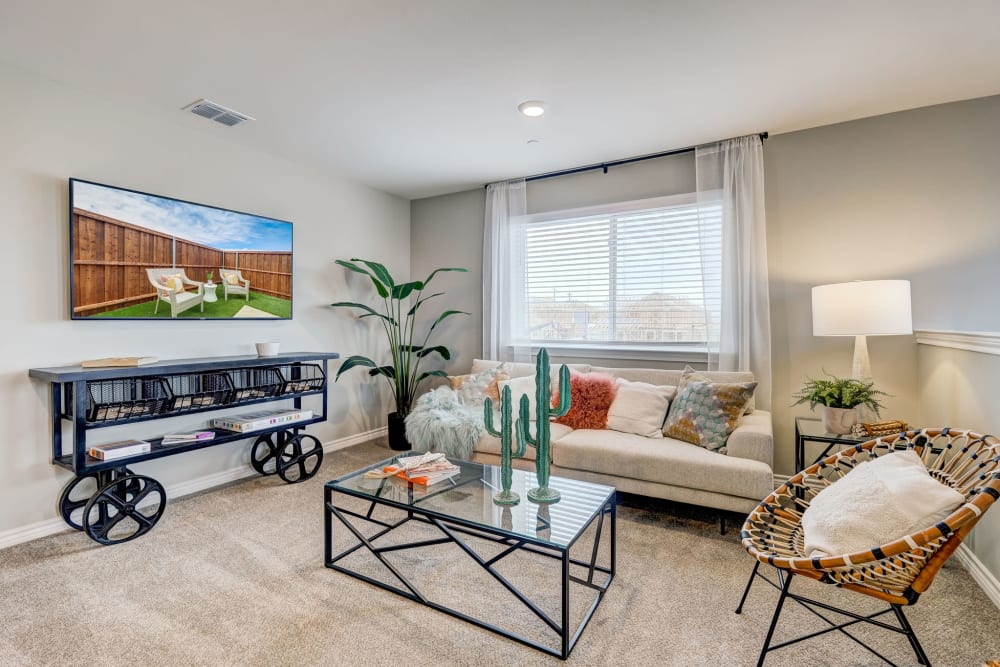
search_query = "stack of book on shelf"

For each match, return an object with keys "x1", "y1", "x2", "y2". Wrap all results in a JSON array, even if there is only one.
[
  {"x1": 161, "y1": 431, "x2": 216, "y2": 445},
  {"x1": 88, "y1": 439, "x2": 151, "y2": 461},
  {"x1": 211, "y1": 409, "x2": 313, "y2": 433},
  {"x1": 364, "y1": 452, "x2": 461, "y2": 487}
]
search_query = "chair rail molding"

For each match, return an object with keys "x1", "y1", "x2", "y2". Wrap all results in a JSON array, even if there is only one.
[{"x1": 914, "y1": 329, "x2": 1000, "y2": 356}]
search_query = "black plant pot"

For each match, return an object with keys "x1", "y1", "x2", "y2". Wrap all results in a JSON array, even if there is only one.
[{"x1": 387, "y1": 412, "x2": 412, "y2": 451}]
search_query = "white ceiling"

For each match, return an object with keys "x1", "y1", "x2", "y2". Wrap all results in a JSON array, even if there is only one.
[{"x1": 2, "y1": 1, "x2": 999, "y2": 200}]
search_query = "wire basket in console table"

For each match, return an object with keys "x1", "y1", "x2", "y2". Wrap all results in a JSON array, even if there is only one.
[{"x1": 29, "y1": 351, "x2": 339, "y2": 546}]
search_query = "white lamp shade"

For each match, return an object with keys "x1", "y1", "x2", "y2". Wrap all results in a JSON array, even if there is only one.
[{"x1": 812, "y1": 280, "x2": 913, "y2": 336}]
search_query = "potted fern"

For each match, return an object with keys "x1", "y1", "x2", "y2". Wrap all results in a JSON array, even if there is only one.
[
  {"x1": 331, "y1": 258, "x2": 467, "y2": 450},
  {"x1": 792, "y1": 372, "x2": 888, "y2": 435}
]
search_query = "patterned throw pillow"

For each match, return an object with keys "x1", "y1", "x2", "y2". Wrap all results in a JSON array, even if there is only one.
[
  {"x1": 159, "y1": 273, "x2": 185, "y2": 297},
  {"x1": 677, "y1": 365, "x2": 755, "y2": 414},
  {"x1": 225, "y1": 272, "x2": 241, "y2": 285},
  {"x1": 553, "y1": 372, "x2": 617, "y2": 430},
  {"x1": 663, "y1": 378, "x2": 757, "y2": 452},
  {"x1": 449, "y1": 364, "x2": 509, "y2": 406}
]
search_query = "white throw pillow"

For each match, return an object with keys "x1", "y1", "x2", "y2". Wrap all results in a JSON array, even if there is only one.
[
  {"x1": 605, "y1": 379, "x2": 677, "y2": 438},
  {"x1": 498, "y1": 375, "x2": 540, "y2": 420},
  {"x1": 801, "y1": 449, "x2": 965, "y2": 558}
]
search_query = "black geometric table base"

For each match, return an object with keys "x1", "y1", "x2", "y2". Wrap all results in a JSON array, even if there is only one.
[{"x1": 324, "y1": 489, "x2": 615, "y2": 660}]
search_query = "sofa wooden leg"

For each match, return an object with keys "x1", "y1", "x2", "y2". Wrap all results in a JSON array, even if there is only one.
[{"x1": 720, "y1": 513, "x2": 726, "y2": 535}]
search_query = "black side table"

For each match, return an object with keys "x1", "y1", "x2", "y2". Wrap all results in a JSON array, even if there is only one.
[{"x1": 794, "y1": 417, "x2": 867, "y2": 473}]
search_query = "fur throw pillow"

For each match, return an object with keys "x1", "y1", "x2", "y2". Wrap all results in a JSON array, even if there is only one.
[
  {"x1": 553, "y1": 372, "x2": 617, "y2": 430},
  {"x1": 404, "y1": 386, "x2": 485, "y2": 459}
]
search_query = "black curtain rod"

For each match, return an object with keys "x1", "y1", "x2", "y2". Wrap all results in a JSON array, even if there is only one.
[{"x1": 486, "y1": 131, "x2": 768, "y2": 187}]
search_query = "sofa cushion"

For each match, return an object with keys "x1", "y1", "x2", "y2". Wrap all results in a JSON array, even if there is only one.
[
  {"x1": 725, "y1": 410, "x2": 773, "y2": 466},
  {"x1": 605, "y1": 379, "x2": 676, "y2": 438},
  {"x1": 552, "y1": 428, "x2": 772, "y2": 501},
  {"x1": 590, "y1": 365, "x2": 757, "y2": 413},
  {"x1": 663, "y1": 378, "x2": 756, "y2": 452},
  {"x1": 554, "y1": 372, "x2": 617, "y2": 430},
  {"x1": 471, "y1": 358, "x2": 591, "y2": 378},
  {"x1": 474, "y1": 421, "x2": 574, "y2": 461}
]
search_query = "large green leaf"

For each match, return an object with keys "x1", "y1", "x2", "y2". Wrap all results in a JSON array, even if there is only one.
[
  {"x1": 423, "y1": 267, "x2": 467, "y2": 286},
  {"x1": 334, "y1": 355, "x2": 377, "y2": 380},
  {"x1": 416, "y1": 345, "x2": 451, "y2": 360},
  {"x1": 416, "y1": 370, "x2": 449, "y2": 383},
  {"x1": 336, "y1": 259, "x2": 388, "y2": 298},
  {"x1": 368, "y1": 365, "x2": 396, "y2": 378},
  {"x1": 391, "y1": 281, "x2": 423, "y2": 300},
  {"x1": 399, "y1": 344, "x2": 424, "y2": 353},
  {"x1": 407, "y1": 292, "x2": 443, "y2": 316},
  {"x1": 356, "y1": 259, "x2": 395, "y2": 289},
  {"x1": 428, "y1": 309, "x2": 469, "y2": 332},
  {"x1": 329, "y1": 301, "x2": 394, "y2": 324}
]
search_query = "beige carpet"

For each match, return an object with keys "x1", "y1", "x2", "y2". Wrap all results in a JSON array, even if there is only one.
[{"x1": 2, "y1": 439, "x2": 999, "y2": 666}]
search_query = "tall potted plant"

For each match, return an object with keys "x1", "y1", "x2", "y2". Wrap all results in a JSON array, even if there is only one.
[
  {"x1": 792, "y1": 372, "x2": 888, "y2": 435},
  {"x1": 331, "y1": 258, "x2": 467, "y2": 450}
]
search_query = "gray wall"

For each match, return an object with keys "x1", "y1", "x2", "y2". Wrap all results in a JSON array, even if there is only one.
[
  {"x1": 410, "y1": 93, "x2": 1000, "y2": 581},
  {"x1": 0, "y1": 60, "x2": 410, "y2": 538}
]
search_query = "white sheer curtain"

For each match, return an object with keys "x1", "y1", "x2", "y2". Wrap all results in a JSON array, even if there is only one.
[
  {"x1": 483, "y1": 179, "x2": 529, "y2": 361},
  {"x1": 696, "y1": 135, "x2": 772, "y2": 409}
]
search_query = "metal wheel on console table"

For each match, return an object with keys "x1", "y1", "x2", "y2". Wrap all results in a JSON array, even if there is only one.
[
  {"x1": 59, "y1": 468, "x2": 166, "y2": 545},
  {"x1": 83, "y1": 472, "x2": 165, "y2": 545},
  {"x1": 59, "y1": 467, "x2": 137, "y2": 531},
  {"x1": 250, "y1": 430, "x2": 323, "y2": 483},
  {"x1": 250, "y1": 430, "x2": 294, "y2": 476},
  {"x1": 277, "y1": 433, "x2": 323, "y2": 483}
]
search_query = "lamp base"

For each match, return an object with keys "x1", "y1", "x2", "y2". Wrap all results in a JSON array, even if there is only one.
[{"x1": 851, "y1": 335, "x2": 871, "y2": 382}]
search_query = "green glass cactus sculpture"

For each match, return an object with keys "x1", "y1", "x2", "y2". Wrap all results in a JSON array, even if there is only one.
[
  {"x1": 483, "y1": 384, "x2": 525, "y2": 505},
  {"x1": 516, "y1": 348, "x2": 571, "y2": 504}
]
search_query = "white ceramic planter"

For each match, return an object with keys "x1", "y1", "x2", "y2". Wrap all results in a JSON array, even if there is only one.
[{"x1": 822, "y1": 406, "x2": 858, "y2": 435}]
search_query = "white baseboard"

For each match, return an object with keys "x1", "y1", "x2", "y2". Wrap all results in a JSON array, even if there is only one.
[
  {"x1": 955, "y1": 543, "x2": 1000, "y2": 610},
  {"x1": 0, "y1": 426, "x2": 387, "y2": 551}
]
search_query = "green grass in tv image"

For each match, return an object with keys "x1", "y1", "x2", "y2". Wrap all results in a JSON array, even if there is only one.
[{"x1": 94, "y1": 292, "x2": 292, "y2": 319}]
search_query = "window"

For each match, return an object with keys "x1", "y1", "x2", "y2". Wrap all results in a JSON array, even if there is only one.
[{"x1": 516, "y1": 194, "x2": 722, "y2": 352}]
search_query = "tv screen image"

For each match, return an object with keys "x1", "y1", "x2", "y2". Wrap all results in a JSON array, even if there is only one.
[{"x1": 70, "y1": 179, "x2": 293, "y2": 320}]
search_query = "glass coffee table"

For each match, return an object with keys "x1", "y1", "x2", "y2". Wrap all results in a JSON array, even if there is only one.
[{"x1": 324, "y1": 457, "x2": 616, "y2": 659}]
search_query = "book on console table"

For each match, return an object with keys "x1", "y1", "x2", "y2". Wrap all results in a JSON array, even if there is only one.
[
  {"x1": 81, "y1": 356, "x2": 159, "y2": 368},
  {"x1": 161, "y1": 431, "x2": 216, "y2": 445},
  {"x1": 211, "y1": 409, "x2": 313, "y2": 433},
  {"x1": 88, "y1": 439, "x2": 152, "y2": 460}
]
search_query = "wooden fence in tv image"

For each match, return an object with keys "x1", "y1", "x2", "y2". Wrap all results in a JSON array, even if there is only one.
[{"x1": 72, "y1": 209, "x2": 292, "y2": 317}]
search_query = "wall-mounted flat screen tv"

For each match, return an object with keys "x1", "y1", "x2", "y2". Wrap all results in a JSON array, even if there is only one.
[{"x1": 70, "y1": 179, "x2": 293, "y2": 320}]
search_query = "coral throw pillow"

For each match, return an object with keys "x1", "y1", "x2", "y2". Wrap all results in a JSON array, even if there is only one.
[{"x1": 553, "y1": 372, "x2": 617, "y2": 430}]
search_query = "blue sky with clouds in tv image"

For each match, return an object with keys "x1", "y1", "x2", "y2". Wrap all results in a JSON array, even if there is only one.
[{"x1": 73, "y1": 181, "x2": 292, "y2": 251}]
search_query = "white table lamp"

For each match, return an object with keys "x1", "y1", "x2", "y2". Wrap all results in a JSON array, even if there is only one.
[{"x1": 811, "y1": 280, "x2": 912, "y2": 380}]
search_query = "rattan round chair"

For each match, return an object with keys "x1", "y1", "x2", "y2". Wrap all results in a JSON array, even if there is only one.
[{"x1": 737, "y1": 428, "x2": 1000, "y2": 667}]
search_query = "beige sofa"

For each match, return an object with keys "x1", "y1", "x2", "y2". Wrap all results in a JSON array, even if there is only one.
[{"x1": 468, "y1": 359, "x2": 774, "y2": 514}]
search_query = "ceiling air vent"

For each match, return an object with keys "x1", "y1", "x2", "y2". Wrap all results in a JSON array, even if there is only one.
[{"x1": 182, "y1": 99, "x2": 255, "y2": 127}]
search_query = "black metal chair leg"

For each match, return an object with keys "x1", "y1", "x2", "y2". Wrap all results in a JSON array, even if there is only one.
[
  {"x1": 755, "y1": 571, "x2": 793, "y2": 667},
  {"x1": 892, "y1": 605, "x2": 931, "y2": 666},
  {"x1": 735, "y1": 560, "x2": 760, "y2": 614}
]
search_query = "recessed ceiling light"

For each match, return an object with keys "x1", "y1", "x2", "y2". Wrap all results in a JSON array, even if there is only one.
[
  {"x1": 527, "y1": 139, "x2": 540, "y2": 144},
  {"x1": 518, "y1": 101, "x2": 545, "y2": 118}
]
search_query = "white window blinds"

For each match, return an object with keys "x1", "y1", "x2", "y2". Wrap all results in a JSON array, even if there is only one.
[{"x1": 519, "y1": 195, "x2": 722, "y2": 348}]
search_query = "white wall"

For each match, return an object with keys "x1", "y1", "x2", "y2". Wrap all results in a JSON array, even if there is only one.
[{"x1": 0, "y1": 61, "x2": 409, "y2": 537}]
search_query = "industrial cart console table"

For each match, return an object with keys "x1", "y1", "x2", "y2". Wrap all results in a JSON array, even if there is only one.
[{"x1": 29, "y1": 351, "x2": 339, "y2": 546}]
